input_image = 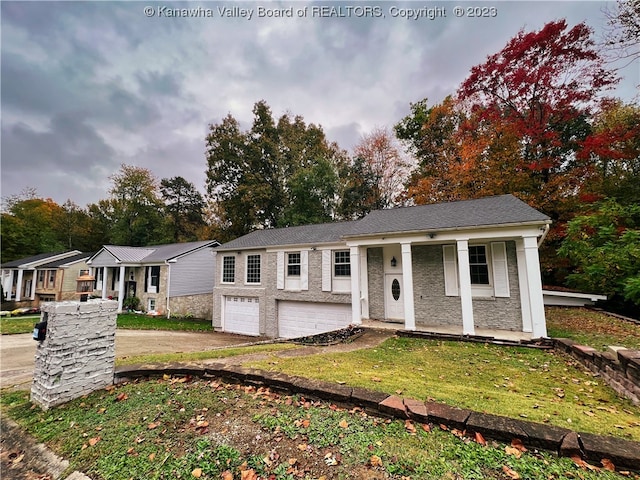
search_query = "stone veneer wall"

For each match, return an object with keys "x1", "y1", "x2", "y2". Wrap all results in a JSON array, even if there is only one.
[
  {"x1": 31, "y1": 300, "x2": 118, "y2": 410},
  {"x1": 554, "y1": 339, "x2": 640, "y2": 405},
  {"x1": 168, "y1": 294, "x2": 213, "y2": 320}
]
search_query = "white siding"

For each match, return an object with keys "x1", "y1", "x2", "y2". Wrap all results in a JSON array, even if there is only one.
[
  {"x1": 170, "y1": 248, "x2": 215, "y2": 296},
  {"x1": 89, "y1": 250, "x2": 118, "y2": 267}
]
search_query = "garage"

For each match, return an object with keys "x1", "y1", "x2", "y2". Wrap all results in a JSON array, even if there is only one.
[
  {"x1": 278, "y1": 301, "x2": 351, "y2": 339},
  {"x1": 223, "y1": 296, "x2": 260, "y2": 336}
]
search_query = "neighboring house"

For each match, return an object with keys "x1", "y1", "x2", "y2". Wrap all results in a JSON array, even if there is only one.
[
  {"x1": 87, "y1": 240, "x2": 219, "y2": 318},
  {"x1": 1, "y1": 250, "x2": 90, "y2": 306},
  {"x1": 212, "y1": 195, "x2": 551, "y2": 339}
]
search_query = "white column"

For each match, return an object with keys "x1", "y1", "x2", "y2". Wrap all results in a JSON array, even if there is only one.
[
  {"x1": 456, "y1": 240, "x2": 475, "y2": 335},
  {"x1": 15, "y1": 270, "x2": 23, "y2": 301},
  {"x1": 3, "y1": 270, "x2": 12, "y2": 300},
  {"x1": 350, "y1": 246, "x2": 362, "y2": 325},
  {"x1": 401, "y1": 242, "x2": 416, "y2": 331},
  {"x1": 101, "y1": 267, "x2": 108, "y2": 299},
  {"x1": 29, "y1": 271, "x2": 36, "y2": 300},
  {"x1": 117, "y1": 265, "x2": 126, "y2": 313},
  {"x1": 359, "y1": 248, "x2": 369, "y2": 319},
  {"x1": 516, "y1": 239, "x2": 533, "y2": 333},
  {"x1": 523, "y1": 236, "x2": 547, "y2": 338}
]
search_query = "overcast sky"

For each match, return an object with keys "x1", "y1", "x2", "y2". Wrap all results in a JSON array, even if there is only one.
[{"x1": 1, "y1": 1, "x2": 638, "y2": 209}]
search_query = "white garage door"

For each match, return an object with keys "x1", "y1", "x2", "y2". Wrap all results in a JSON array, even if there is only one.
[
  {"x1": 278, "y1": 301, "x2": 351, "y2": 339},
  {"x1": 224, "y1": 296, "x2": 260, "y2": 336}
]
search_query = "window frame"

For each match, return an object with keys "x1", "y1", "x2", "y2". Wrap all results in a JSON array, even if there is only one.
[
  {"x1": 468, "y1": 245, "x2": 490, "y2": 286},
  {"x1": 221, "y1": 256, "x2": 236, "y2": 284},
  {"x1": 286, "y1": 252, "x2": 301, "y2": 277},
  {"x1": 333, "y1": 250, "x2": 351, "y2": 277},
  {"x1": 245, "y1": 254, "x2": 261, "y2": 284}
]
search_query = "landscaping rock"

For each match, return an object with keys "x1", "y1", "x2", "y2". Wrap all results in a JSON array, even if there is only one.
[
  {"x1": 424, "y1": 401, "x2": 471, "y2": 430},
  {"x1": 466, "y1": 412, "x2": 529, "y2": 443},
  {"x1": 519, "y1": 421, "x2": 571, "y2": 451},
  {"x1": 559, "y1": 431, "x2": 582, "y2": 458},
  {"x1": 578, "y1": 432, "x2": 640, "y2": 471},
  {"x1": 350, "y1": 387, "x2": 389, "y2": 410},
  {"x1": 404, "y1": 398, "x2": 429, "y2": 423},
  {"x1": 379, "y1": 395, "x2": 408, "y2": 418}
]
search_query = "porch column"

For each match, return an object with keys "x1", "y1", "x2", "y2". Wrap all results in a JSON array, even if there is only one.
[
  {"x1": 516, "y1": 240, "x2": 532, "y2": 333},
  {"x1": 15, "y1": 270, "x2": 23, "y2": 301},
  {"x1": 117, "y1": 265, "x2": 125, "y2": 313},
  {"x1": 456, "y1": 240, "x2": 475, "y2": 335},
  {"x1": 523, "y1": 236, "x2": 547, "y2": 338},
  {"x1": 3, "y1": 270, "x2": 13, "y2": 300},
  {"x1": 401, "y1": 242, "x2": 416, "y2": 331},
  {"x1": 359, "y1": 248, "x2": 369, "y2": 319},
  {"x1": 29, "y1": 271, "x2": 36, "y2": 300},
  {"x1": 101, "y1": 267, "x2": 108, "y2": 299},
  {"x1": 350, "y1": 246, "x2": 362, "y2": 325}
]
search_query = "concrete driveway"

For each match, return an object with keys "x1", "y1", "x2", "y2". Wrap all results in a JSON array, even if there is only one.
[{"x1": 0, "y1": 330, "x2": 260, "y2": 390}]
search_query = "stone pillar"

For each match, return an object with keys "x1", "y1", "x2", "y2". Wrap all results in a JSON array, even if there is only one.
[{"x1": 31, "y1": 299, "x2": 118, "y2": 410}]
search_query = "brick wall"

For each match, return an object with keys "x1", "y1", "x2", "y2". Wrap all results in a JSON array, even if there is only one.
[{"x1": 31, "y1": 300, "x2": 117, "y2": 410}]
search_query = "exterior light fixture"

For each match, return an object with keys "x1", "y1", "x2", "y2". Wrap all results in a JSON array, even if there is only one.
[{"x1": 390, "y1": 256, "x2": 397, "y2": 267}]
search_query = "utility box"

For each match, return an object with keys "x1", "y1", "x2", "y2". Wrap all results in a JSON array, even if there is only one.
[{"x1": 31, "y1": 299, "x2": 118, "y2": 410}]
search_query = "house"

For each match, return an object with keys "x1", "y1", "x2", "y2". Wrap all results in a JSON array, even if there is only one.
[
  {"x1": 1, "y1": 250, "x2": 91, "y2": 306},
  {"x1": 87, "y1": 240, "x2": 219, "y2": 318},
  {"x1": 212, "y1": 195, "x2": 551, "y2": 339}
]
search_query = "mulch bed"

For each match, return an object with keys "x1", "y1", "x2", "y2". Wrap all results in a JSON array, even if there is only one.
[{"x1": 288, "y1": 325, "x2": 365, "y2": 346}]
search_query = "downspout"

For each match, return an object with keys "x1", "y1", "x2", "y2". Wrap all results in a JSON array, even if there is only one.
[{"x1": 537, "y1": 223, "x2": 550, "y2": 247}]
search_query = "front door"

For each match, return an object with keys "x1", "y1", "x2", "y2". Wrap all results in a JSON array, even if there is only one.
[{"x1": 384, "y1": 274, "x2": 404, "y2": 321}]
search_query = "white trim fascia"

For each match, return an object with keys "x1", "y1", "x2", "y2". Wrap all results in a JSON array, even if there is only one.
[{"x1": 542, "y1": 290, "x2": 607, "y2": 301}]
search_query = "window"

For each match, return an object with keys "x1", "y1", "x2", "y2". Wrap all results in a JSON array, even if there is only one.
[
  {"x1": 222, "y1": 256, "x2": 235, "y2": 283},
  {"x1": 334, "y1": 251, "x2": 351, "y2": 277},
  {"x1": 48, "y1": 270, "x2": 56, "y2": 287},
  {"x1": 145, "y1": 266, "x2": 160, "y2": 292},
  {"x1": 148, "y1": 298, "x2": 156, "y2": 311},
  {"x1": 246, "y1": 255, "x2": 261, "y2": 284},
  {"x1": 37, "y1": 271, "x2": 45, "y2": 287},
  {"x1": 287, "y1": 252, "x2": 300, "y2": 277},
  {"x1": 468, "y1": 246, "x2": 490, "y2": 285}
]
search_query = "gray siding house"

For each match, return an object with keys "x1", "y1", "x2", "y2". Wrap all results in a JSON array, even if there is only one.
[
  {"x1": 213, "y1": 195, "x2": 551, "y2": 339},
  {"x1": 87, "y1": 240, "x2": 219, "y2": 318}
]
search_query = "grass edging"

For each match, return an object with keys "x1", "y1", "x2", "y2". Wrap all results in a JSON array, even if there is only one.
[{"x1": 114, "y1": 362, "x2": 640, "y2": 472}]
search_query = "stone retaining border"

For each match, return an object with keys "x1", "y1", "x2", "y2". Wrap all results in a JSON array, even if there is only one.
[{"x1": 114, "y1": 363, "x2": 640, "y2": 472}]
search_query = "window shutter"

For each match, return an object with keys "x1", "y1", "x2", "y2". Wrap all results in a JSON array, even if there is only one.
[
  {"x1": 301, "y1": 250, "x2": 309, "y2": 291},
  {"x1": 321, "y1": 250, "x2": 332, "y2": 292},
  {"x1": 276, "y1": 251, "x2": 285, "y2": 290},
  {"x1": 491, "y1": 242, "x2": 510, "y2": 297},
  {"x1": 144, "y1": 267, "x2": 149, "y2": 293},
  {"x1": 442, "y1": 245, "x2": 459, "y2": 296}
]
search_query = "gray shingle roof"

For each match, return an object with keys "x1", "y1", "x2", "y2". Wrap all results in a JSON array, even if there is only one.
[
  {"x1": 100, "y1": 240, "x2": 219, "y2": 264},
  {"x1": 217, "y1": 195, "x2": 550, "y2": 251},
  {"x1": 38, "y1": 253, "x2": 92, "y2": 268},
  {"x1": 1, "y1": 251, "x2": 82, "y2": 268},
  {"x1": 217, "y1": 221, "x2": 359, "y2": 251},
  {"x1": 345, "y1": 194, "x2": 550, "y2": 237}
]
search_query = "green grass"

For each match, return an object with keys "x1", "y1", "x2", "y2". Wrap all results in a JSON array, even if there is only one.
[
  {"x1": 546, "y1": 307, "x2": 640, "y2": 350},
  {"x1": 246, "y1": 337, "x2": 640, "y2": 442},
  {"x1": 116, "y1": 343, "x2": 298, "y2": 366},
  {"x1": 116, "y1": 313, "x2": 213, "y2": 331},
  {"x1": 0, "y1": 315, "x2": 40, "y2": 334},
  {"x1": 0, "y1": 379, "x2": 631, "y2": 480}
]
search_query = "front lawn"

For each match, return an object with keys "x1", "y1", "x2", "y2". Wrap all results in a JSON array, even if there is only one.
[
  {"x1": 0, "y1": 377, "x2": 631, "y2": 480},
  {"x1": 246, "y1": 337, "x2": 640, "y2": 442},
  {"x1": 546, "y1": 307, "x2": 640, "y2": 350},
  {"x1": 116, "y1": 313, "x2": 213, "y2": 331},
  {"x1": 0, "y1": 315, "x2": 39, "y2": 334}
]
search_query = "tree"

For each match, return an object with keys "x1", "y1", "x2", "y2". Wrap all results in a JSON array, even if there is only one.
[
  {"x1": 205, "y1": 101, "x2": 346, "y2": 237},
  {"x1": 559, "y1": 200, "x2": 640, "y2": 311},
  {"x1": 101, "y1": 164, "x2": 167, "y2": 246},
  {"x1": 602, "y1": 0, "x2": 640, "y2": 66},
  {"x1": 160, "y1": 176, "x2": 206, "y2": 242},
  {"x1": 352, "y1": 127, "x2": 411, "y2": 209},
  {"x1": 337, "y1": 156, "x2": 381, "y2": 220}
]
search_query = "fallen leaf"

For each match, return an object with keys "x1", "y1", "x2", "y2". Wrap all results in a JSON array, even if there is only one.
[
  {"x1": 288, "y1": 458, "x2": 297, "y2": 465},
  {"x1": 115, "y1": 392, "x2": 128, "y2": 402},
  {"x1": 511, "y1": 438, "x2": 527, "y2": 452},
  {"x1": 148, "y1": 453, "x2": 156, "y2": 461},
  {"x1": 297, "y1": 443, "x2": 308, "y2": 451},
  {"x1": 191, "y1": 468, "x2": 202, "y2": 478},
  {"x1": 11, "y1": 453, "x2": 24, "y2": 464},
  {"x1": 505, "y1": 446, "x2": 522, "y2": 459},
  {"x1": 601, "y1": 458, "x2": 615, "y2": 471},
  {"x1": 474, "y1": 432, "x2": 487, "y2": 446},
  {"x1": 583, "y1": 411, "x2": 595, "y2": 417},
  {"x1": 241, "y1": 469, "x2": 258, "y2": 480},
  {"x1": 88, "y1": 437, "x2": 101, "y2": 446},
  {"x1": 370, "y1": 455, "x2": 383, "y2": 467},
  {"x1": 405, "y1": 420, "x2": 417, "y2": 434},
  {"x1": 371, "y1": 377, "x2": 382, "y2": 382},
  {"x1": 502, "y1": 465, "x2": 520, "y2": 479},
  {"x1": 221, "y1": 471, "x2": 233, "y2": 480},
  {"x1": 338, "y1": 419, "x2": 349, "y2": 429},
  {"x1": 148, "y1": 422, "x2": 160, "y2": 430},
  {"x1": 421, "y1": 423, "x2": 431, "y2": 432}
]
